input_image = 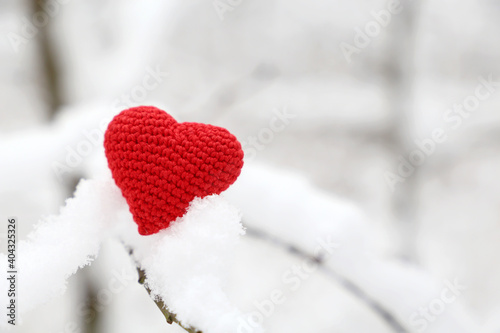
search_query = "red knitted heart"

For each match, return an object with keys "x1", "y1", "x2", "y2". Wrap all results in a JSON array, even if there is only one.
[{"x1": 104, "y1": 106, "x2": 244, "y2": 235}]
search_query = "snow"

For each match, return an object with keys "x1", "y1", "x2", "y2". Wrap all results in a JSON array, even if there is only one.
[
  {"x1": 225, "y1": 162, "x2": 481, "y2": 333},
  {"x1": 226, "y1": 162, "x2": 372, "y2": 258},
  {"x1": 0, "y1": 173, "x2": 259, "y2": 332},
  {"x1": 0, "y1": 179, "x2": 119, "y2": 324},
  {"x1": 119, "y1": 195, "x2": 259, "y2": 333}
]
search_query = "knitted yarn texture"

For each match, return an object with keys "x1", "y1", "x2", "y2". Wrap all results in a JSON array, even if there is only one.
[{"x1": 104, "y1": 106, "x2": 244, "y2": 235}]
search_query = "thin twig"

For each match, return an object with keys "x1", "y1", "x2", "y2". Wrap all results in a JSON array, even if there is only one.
[
  {"x1": 245, "y1": 226, "x2": 409, "y2": 333},
  {"x1": 126, "y1": 246, "x2": 203, "y2": 333}
]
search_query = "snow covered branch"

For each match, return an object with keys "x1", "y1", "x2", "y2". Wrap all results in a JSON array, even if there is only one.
[
  {"x1": 0, "y1": 175, "x2": 258, "y2": 333},
  {"x1": 136, "y1": 265, "x2": 202, "y2": 333},
  {"x1": 245, "y1": 226, "x2": 409, "y2": 333}
]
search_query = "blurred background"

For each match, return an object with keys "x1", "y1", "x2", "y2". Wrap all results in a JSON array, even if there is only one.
[{"x1": 1, "y1": 0, "x2": 500, "y2": 332}]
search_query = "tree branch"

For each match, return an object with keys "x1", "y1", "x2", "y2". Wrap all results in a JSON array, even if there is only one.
[
  {"x1": 245, "y1": 226, "x2": 409, "y2": 333},
  {"x1": 123, "y1": 226, "x2": 408, "y2": 333},
  {"x1": 126, "y1": 247, "x2": 203, "y2": 333}
]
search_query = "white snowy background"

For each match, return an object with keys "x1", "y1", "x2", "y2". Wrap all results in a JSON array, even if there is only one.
[{"x1": 0, "y1": 0, "x2": 500, "y2": 332}]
